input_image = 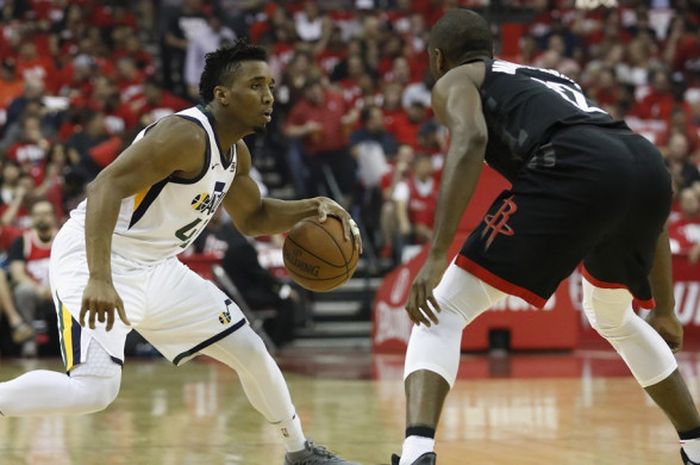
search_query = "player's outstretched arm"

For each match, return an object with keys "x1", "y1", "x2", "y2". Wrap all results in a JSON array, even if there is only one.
[
  {"x1": 81, "y1": 117, "x2": 205, "y2": 330},
  {"x1": 224, "y1": 141, "x2": 361, "y2": 251},
  {"x1": 405, "y1": 67, "x2": 488, "y2": 327}
]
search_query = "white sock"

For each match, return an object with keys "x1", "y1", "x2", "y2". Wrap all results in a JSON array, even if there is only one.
[
  {"x1": 400, "y1": 436, "x2": 435, "y2": 465},
  {"x1": 274, "y1": 413, "x2": 306, "y2": 453},
  {"x1": 683, "y1": 438, "x2": 700, "y2": 463}
]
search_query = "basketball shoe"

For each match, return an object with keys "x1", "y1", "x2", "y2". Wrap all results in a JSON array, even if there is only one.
[
  {"x1": 284, "y1": 441, "x2": 359, "y2": 465},
  {"x1": 390, "y1": 452, "x2": 437, "y2": 465},
  {"x1": 683, "y1": 448, "x2": 700, "y2": 465}
]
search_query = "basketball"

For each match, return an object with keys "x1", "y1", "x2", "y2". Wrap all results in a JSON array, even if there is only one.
[{"x1": 283, "y1": 217, "x2": 360, "y2": 292}]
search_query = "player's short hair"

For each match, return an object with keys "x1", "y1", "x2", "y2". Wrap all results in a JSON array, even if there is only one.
[
  {"x1": 429, "y1": 9, "x2": 493, "y2": 64},
  {"x1": 199, "y1": 39, "x2": 268, "y2": 103}
]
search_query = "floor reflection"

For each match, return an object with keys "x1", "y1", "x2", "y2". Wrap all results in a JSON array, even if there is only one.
[{"x1": 0, "y1": 349, "x2": 696, "y2": 464}]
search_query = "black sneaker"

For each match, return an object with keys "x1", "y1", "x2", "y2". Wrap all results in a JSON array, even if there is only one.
[
  {"x1": 284, "y1": 441, "x2": 359, "y2": 465},
  {"x1": 390, "y1": 453, "x2": 436, "y2": 465},
  {"x1": 683, "y1": 449, "x2": 700, "y2": 465}
]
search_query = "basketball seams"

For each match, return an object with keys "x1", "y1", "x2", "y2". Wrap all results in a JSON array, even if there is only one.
[
  {"x1": 286, "y1": 267, "x2": 346, "y2": 291},
  {"x1": 300, "y1": 218, "x2": 353, "y2": 279},
  {"x1": 285, "y1": 236, "x2": 346, "y2": 268}
]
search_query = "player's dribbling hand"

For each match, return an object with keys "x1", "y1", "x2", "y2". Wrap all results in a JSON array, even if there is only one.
[
  {"x1": 646, "y1": 311, "x2": 683, "y2": 353},
  {"x1": 405, "y1": 254, "x2": 447, "y2": 327},
  {"x1": 316, "y1": 197, "x2": 363, "y2": 255},
  {"x1": 80, "y1": 278, "x2": 131, "y2": 331}
]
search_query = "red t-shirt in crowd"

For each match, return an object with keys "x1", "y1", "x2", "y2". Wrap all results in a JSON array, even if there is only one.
[
  {"x1": 286, "y1": 91, "x2": 350, "y2": 155},
  {"x1": 669, "y1": 214, "x2": 700, "y2": 254}
]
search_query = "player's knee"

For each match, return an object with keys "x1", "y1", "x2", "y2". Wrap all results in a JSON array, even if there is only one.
[
  {"x1": 582, "y1": 280, "x2": 632, "y2": 338},
  {"x1": 71, "y1": 373, "x2": 121, "y2": 413},
  {"x1": 230, "y1": 327, "x2": 269, "y2": 362}
]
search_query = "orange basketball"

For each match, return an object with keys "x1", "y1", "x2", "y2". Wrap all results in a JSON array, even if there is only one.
[{"x1": 283, "y1": 217, "x2": 360, "y2": 292}]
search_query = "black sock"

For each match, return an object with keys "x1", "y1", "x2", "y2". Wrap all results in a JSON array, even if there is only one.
[
  {"x1": 680, "y1": 427, "x2": 700, "y2": 441},
  {"x1": 406, "y1": 426, "x2": 436, "y2": 439}
]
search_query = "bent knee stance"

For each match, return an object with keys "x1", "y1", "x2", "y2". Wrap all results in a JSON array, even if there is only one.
[
  {"x1": 404, "y1": 265, "x2": 506, "y2": 388},
  {"x1": 582, "y1": 279, "x2": 677, "y2": 387}
]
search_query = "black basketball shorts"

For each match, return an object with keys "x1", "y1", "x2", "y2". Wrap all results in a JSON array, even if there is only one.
[{"x1": 458, "y1": 124, "x2": 672, "y2": 309}]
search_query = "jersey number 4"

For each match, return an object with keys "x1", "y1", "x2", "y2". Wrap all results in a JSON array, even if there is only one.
[
  {"x1": 176, "y1": 218, "x2": 203, "y2": 248},
  {"x1": 531, "y1": 77, "x2": 606, "y2": 114}
]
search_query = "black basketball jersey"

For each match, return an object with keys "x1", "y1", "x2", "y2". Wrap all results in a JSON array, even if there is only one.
[{"x1": 478, "y1": 59, "x2": 627, "y2": 181}]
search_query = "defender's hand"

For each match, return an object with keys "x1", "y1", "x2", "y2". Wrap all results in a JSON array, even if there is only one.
[
  {"x1": 316, "y1": 197, "x2": 363, "y2": 255},
  {"x1": 80, "y1": 278, "x2": 131, "y2": 331},
  {"x1": 646, "y1": 311, "x2": 683, "y2": 353},
  {"x1": 405, "y1": 255, "x2": 447, "y2": 327}
]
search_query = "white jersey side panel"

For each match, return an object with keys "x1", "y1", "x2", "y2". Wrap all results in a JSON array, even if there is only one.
[{"x1": 69, "y1": 106, "x2": 238, "y2": 264}]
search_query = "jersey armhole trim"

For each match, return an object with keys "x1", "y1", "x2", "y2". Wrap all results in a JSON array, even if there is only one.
[
  {"x1": 169, "y1": 114, "x2": 212, "y2": 185},
  {"x1": 128, "y1": 177, "x2": 170, "y2": 229}
]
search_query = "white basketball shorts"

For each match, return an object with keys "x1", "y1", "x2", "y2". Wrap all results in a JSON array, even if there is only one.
[{"x1": 49, "y1": 220, "x2": 247, "y2": 371}]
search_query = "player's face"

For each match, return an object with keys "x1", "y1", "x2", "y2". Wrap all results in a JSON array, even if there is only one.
[{"x1": 226, "y1": 61, "x2": 275, "y2": 133}]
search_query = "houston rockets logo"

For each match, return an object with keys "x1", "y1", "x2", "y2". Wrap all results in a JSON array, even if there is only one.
[{"x1": 482, "y1": 196, "x2": 517, "y2": 250}]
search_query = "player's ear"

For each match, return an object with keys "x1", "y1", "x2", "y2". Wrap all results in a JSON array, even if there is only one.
[
  {"x1": 433, "y1": 48, "x2": 446, "y2": 75},
  {"x1": 213, "y1": 86, "x2": 230, "y2": 106}
]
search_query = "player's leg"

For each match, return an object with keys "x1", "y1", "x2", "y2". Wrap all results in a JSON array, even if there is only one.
[
  {"x1": 398, "y1": 264, "x2": 506, "y2": 465},
  {"x1": 581, "y1": 278, "x2": 700, "y2": 463},
  {"x1": 0, "y1": 339, "x2": 121, "y2": 416},
  {"x1": 202, "y1": 325, "x2": 360, "y2": 465},
  {"x1": 139, "y1": 258, "x2": 359, "y2": 464},
  {"x1": 0, "y1": 223, "x2": 138, "y2": 417}
]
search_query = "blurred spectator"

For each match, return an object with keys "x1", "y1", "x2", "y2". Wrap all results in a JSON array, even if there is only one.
[
  {"x1": 669, "y1": 187, "x2": 700, "y2": 262},
  {"x1": 162, "y1": 0, "x2": 208, "y2": 95},
  {"x1": 294, "y1": 0, "x2": 330, "y2": 44},
  {"x1": 66, "y1": 112, "x2": 110, "y2": 182},
  {"x1": 9, "y1": 199, "x2": 57, "y2": 357},
  {"x1": 350, "y1": 105, "x2": 396, "y2": 189},
  {"x1": 284, "y1": 79, "x2": 358, "y2": 202},
  {"x1": 631, "y1": 70, "x2": 682, "y2": 120},
  {"x1": 666, "y1": 132, "x2": 700, "y2": 192},
  {"x1": 0, "y1": 59, "x2": 24, "y2": 120},
  {"x1": 394, "y1": 153, "x2": 438, "y2": 246},
  {"x1": 184, "y1": 16, "x2": 237, "y2": 99},
  {"x1": 0, "y1": 268, "x2": 34, "y2": 345},
  {"x1": 15, "y1": 41, "x2": 56, "y2": 92},
  {"x1": 616, "y1": 38, "x2": 656, "y2": 88},
  {"x1": 3, "y1": 79, "x2": 46, "y2": 138},
  {"x1": 379, "y1": 144, "x2": 413, "y2": 259},
  {"x1": 387, "y1": 100, "x2": 428, "y2": 148},
  {"x1": 0, "y1": 162, "x2": 33, "y2": 229},
  {"x1": 402, "y1": 70, "x2": 433, "y2": 110},
  {"x1": 665, "y1": 16, "x2": 700, "y2": 80},
  {"x1": 416, "y1": 119, "x2": 447, "y2": 170},
  {"x1": 350, "y1": 105, "x2": 396, "y2": 248}
]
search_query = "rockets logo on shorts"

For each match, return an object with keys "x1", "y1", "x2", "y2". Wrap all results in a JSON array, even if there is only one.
[{"x1": 482, "y1": 196, "x2": 517, "y2": 250}]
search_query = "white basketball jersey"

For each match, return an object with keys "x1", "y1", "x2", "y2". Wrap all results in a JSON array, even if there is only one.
[{"x1": 70, "y1": 105, "x2": 238, "y2": 264}]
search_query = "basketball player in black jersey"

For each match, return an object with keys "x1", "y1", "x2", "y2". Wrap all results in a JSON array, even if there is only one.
[{"x1": 392, "y1": 9, "x2": 700, "y2": 465}]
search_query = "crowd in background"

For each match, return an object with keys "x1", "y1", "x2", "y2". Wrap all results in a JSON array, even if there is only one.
[{"x1": 2, "y1": 0, "x2": 700, "y2": 355}]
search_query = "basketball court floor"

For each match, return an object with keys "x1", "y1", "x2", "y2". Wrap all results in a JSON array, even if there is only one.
[{"x1": 1, "y1": 349, "x2": 698, "y2": 465}]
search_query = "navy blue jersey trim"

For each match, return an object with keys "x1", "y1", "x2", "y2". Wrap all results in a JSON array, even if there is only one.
[
  {"x1": 169, "y1": 114, "x2": 212, "y2": 185},
  {"x1": 172, "y1": 318, "x2": 246, "y2": 366},
  {"x1": 196, "y1": 104, "x2": 234, "y2": 170},
  {"x1": 128, "y1": 177, "x2": 170, "y2": 229}
]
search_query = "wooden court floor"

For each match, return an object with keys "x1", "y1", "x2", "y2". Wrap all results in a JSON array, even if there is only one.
[{"x1": 1, "y1": 349, "x2": 699, "y2": 465}]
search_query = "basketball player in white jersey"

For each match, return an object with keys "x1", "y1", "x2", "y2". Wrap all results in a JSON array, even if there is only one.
[{"x1": 0, "y1": 41, "x2": 362, "y2": 465}]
